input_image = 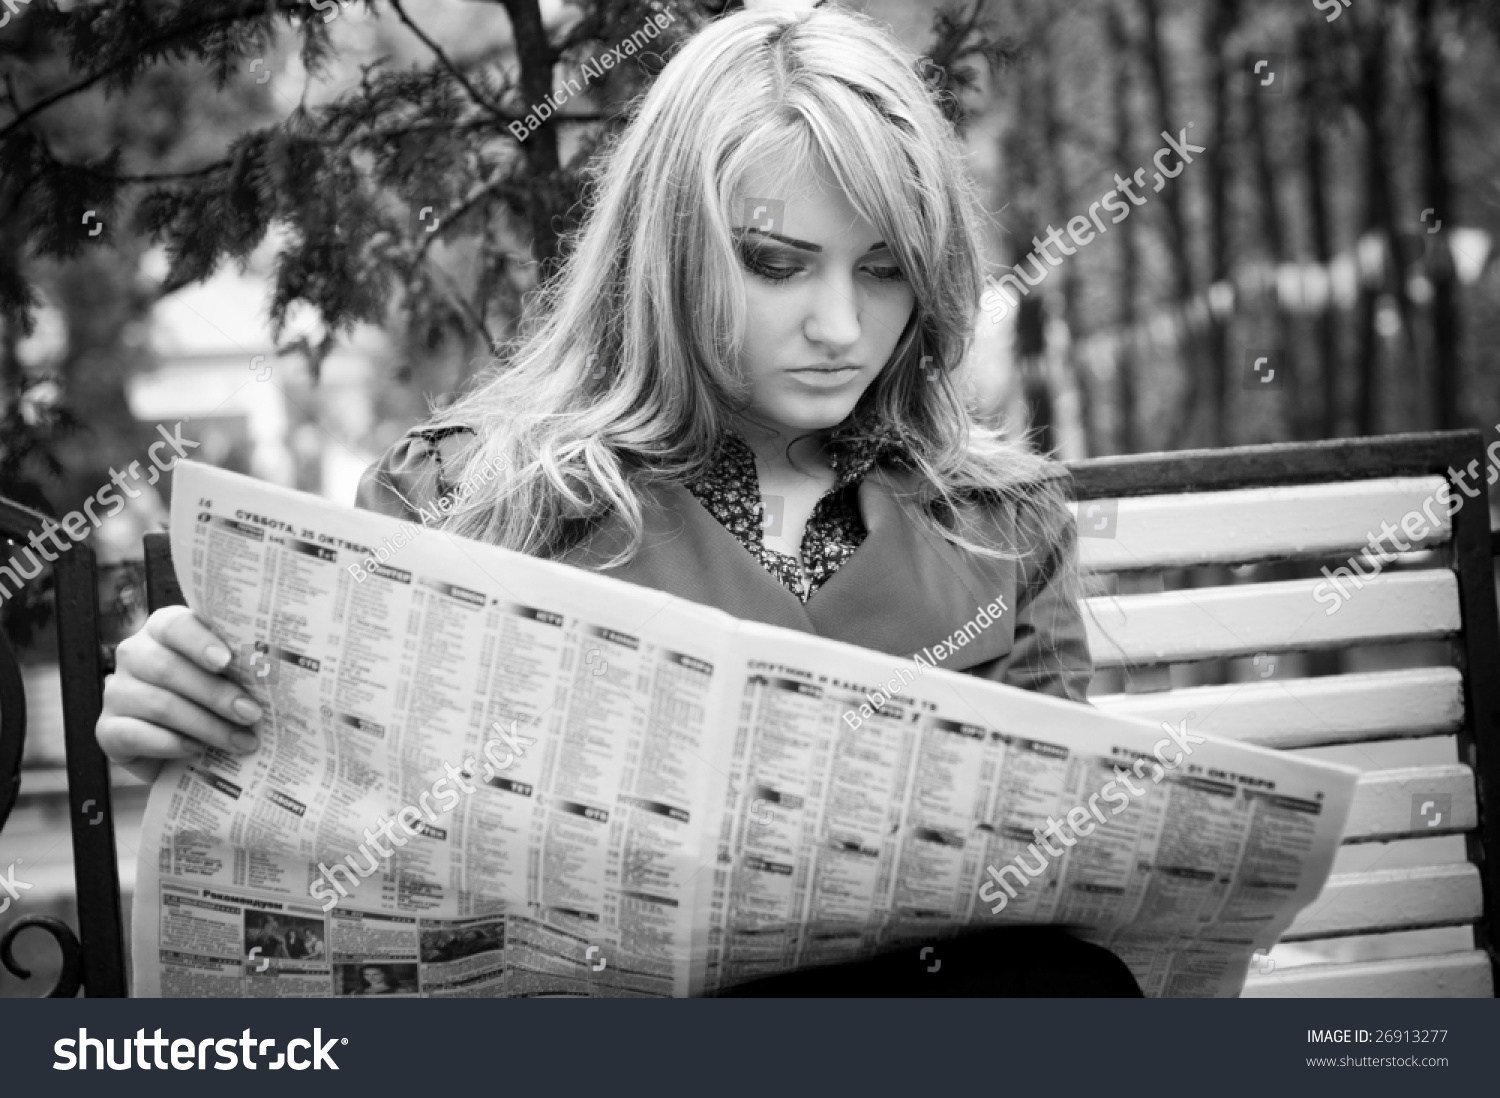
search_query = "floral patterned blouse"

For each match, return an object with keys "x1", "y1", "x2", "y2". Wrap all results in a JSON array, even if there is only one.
[
  {"x1": 402, "y1": 421, "x2": 905, "y2": 604},
  {"x1": 684, "y1": 430, "x2": 899, "y2": 603}
]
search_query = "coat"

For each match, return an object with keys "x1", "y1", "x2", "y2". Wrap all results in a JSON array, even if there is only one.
[{"x1": 355, "y1": 429, "x2": 1094, "y2": 705}]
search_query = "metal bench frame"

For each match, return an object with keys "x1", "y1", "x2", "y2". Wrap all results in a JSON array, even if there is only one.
[
  {"x1": 1, "y1": 428, "x2": 1496, "y2": 996},
  {"x1": 0, "y1": 496, "x2": 124, "y2": 996}
]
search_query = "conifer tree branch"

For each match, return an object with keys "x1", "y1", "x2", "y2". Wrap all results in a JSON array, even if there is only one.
[
  {"x1": 0, "y1": 3, "x2": 306, "y2": 141},
  {"x1": 388, "y1": 0, "x2": 512, "y2": 122}
]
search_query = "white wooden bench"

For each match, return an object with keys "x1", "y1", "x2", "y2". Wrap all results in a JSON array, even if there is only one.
[{"x1": 1066, "y1": 429, "x2": 1500, "y2": 997}]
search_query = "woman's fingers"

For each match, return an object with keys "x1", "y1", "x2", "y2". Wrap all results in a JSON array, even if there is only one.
[
  {"x1": 142, "y1": 605, "x2": 238, "y2": 675},
  {"x1": 95, "y1": 607, "x2": 270, "y2": 777},
  {"x1": 95, "y1": 713, "x2": 200, "y2": 766},
  {"x1": 100, "y1": 674, "x2": 259, "y2": 758},
  {"x1": 115, "y1": 610, "x2": 264, "y2": 734},
  {"x1": 119, "y1": 757, "x2": 168, "y2": 785}
]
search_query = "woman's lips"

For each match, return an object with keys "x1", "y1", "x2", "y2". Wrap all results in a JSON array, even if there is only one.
[{"x1": 786, "y1": 366, "x2": 861, "y2": 388}]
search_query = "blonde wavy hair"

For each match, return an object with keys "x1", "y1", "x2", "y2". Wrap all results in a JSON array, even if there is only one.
[{"x1": 425, "y1": 3, "x2": 1079, "y2": 591}]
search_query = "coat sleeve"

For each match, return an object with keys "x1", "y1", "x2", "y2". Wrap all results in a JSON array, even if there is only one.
[
  {"x1": 974, "y1": 488, "x2": 1095, "y2": 706},
  {"x1": 353, "y1": 426, "x2": 475, "y2": 520}
]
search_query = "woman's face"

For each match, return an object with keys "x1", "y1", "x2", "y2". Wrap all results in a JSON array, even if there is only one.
[
  {"x1": 730, "y1": 156, "x2": 916, "y2": 438},
  {"x1": 363, "y1": 967, "x2": 388, "y2": 988}
]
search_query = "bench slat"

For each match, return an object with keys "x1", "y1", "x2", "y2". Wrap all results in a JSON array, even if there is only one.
[
  {"x1": 1091, "y1": 668, "x2": 1464, "y2": 748},
  {"x1": 1241, "y1": 950, "x2": 1493, "y2": 997},
  {"x1": 1343, "y1": 765, "x2": 1477, "y2": 842},
  {"x1": 18, "y1": 764, "x2": 147, "y2": 798},
  {"x1": 1084, "y1": 571, "x2": 1461, "y2": 668},
  {"x1": 1281, "y1": 863, "x2": 1482, "y2": 940},
  {"x1": 1076, "y1": 477, "x2": 1452, "y2": 572}
]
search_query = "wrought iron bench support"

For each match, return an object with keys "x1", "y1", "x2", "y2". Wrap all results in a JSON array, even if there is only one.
[{"x1": 0, "y1": 497, "x2": 126, "y2": 996}]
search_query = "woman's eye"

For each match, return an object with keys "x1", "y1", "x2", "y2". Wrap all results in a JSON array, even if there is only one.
[
  {"x1": 734, "y1": 243, "x2": 905, "y2": 285},
  {"x1": 737, "y1": 248, "x2": 800, "y2": 283}
]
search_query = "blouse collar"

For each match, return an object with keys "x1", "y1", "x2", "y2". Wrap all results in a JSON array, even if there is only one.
[{"x1": 697, "y1": 419, "x2": 908, "y2": 492}]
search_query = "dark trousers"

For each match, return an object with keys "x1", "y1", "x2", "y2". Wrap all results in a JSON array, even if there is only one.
[{"x1": 720, "y1": 927, "x2": 1143, "y2": 997}]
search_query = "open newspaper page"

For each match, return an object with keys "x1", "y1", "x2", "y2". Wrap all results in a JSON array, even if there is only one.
[
  {"x1": 697, "y1": 625, "x2": 1360, "y2": 998},
  {"x1": 133, "y1": 461, "x2": 741, "y2": 997},
  {"x1": 134, "y1": 461, "x2": 1359, "y2": 998}
]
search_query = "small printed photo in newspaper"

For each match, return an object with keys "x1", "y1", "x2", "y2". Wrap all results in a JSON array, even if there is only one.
[
  {"x1": 245, "y1": 909, "x2": 326, "y2": 963},
  {"x1": 333, "y1": 963, "x2": 420, "y2": 997}
]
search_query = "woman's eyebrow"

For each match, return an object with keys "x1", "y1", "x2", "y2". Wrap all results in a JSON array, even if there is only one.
[{"x1": 733, "y1": 227, "x2": 891, "y2": 255}]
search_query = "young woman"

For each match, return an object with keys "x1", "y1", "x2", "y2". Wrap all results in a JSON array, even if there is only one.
[{"x1": 95, "y1": 5, "x2": 1136, "y2": 996}]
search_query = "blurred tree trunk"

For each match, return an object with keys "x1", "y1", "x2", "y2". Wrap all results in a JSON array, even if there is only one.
[
  {"x1": 998, "y1": 136, "x2": 1052, "y2": 449},
  {"x1": 1037, "y1": 20, "x2": 1093, "y2": 456},
  {"x1": 1350, "y1": 5, "x2": 1419, "y2": 435},
  {"x1": 1246, "y1": 46, "x2": 1307, "y2": 438},
  {"x1": 1016, "y1": 294, "x2": 1052, "y2": 451},
  {"x1": 1350, "y1": 9, "x2": 1388, "y2": 436},
  {"x1": 1418, "y1": 0, "x2": 1460, "y2": 429},
  {"x1": 1107, "y1": 1, "x2": 1139, "y2": 455},
  {"x1": 1139, "y1": 0, "x2": 1200, "y2": 448},
  {"x1": 1298, "y1": 22, "x2": 1342, "y2": 439},
  {"x1": 1202, "y1": 0, "x2": 1236, "y2": 446},
  {"x1": 998, "y1": 1, "x2": 1058, "y2": 453},
  {"x1": 499, "y1": 0, "x2": 567, "y2": 275}
]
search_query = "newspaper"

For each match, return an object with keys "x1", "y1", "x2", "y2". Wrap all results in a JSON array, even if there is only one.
[{"x1": 131, "y1": 461, "x2": 1360, "y2": 997}]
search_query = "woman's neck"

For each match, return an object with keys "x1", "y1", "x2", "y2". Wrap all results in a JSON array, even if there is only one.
[{"x1": 730, "y1": 417, "x2": 832, "y2": 481}]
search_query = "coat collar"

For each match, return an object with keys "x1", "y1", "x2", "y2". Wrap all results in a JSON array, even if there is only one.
[{"x1": 559, "y1": 468, "x2": 1016, "y2": 671}]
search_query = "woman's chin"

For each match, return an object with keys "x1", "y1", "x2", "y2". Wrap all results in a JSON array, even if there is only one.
[{"x1": 753, "y1": 397, "x2": 865, "y2": 435}]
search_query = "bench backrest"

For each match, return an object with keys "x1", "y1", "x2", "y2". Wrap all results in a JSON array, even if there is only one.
[{"x1": 1067, "y1": 429, "x2": 1500, "y2": 996}]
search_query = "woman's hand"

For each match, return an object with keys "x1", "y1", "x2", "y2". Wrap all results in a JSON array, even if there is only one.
[{"x1": 96, "y1": 606, "x2": 264, "y2": 784}]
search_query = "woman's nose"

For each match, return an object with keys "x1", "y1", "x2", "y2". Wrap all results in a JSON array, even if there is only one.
[{"x1": 802, "y1": 271, "x2": 861, "y2": 349}]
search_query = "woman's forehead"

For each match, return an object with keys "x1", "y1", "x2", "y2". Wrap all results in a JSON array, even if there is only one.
[{"x1": 731, "y1": 156, "x2": 884, "y2": 248}]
